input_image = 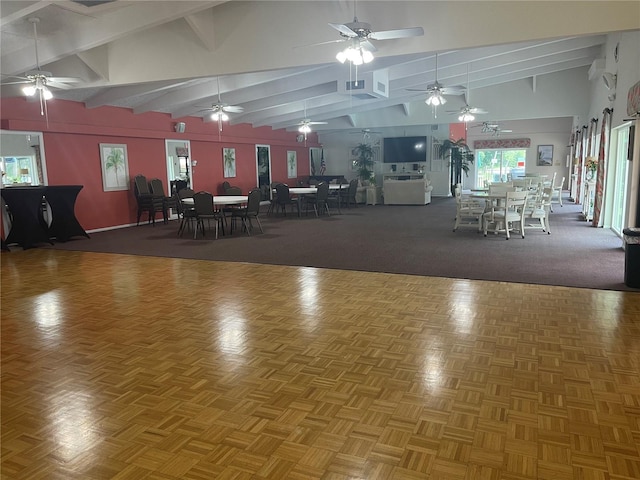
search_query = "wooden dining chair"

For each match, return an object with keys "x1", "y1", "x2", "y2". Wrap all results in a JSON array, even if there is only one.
[{"x1": 483, "y1": 190, "x2": 529, "y2": 239}]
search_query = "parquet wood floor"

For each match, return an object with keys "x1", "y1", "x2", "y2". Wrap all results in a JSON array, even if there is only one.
[{"x1": 2, "y1": 250, "x2": 640, "y2": 479}]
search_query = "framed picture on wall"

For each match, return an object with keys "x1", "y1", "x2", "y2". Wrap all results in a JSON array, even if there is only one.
[
  {"x1": 100, "y1": 143, "x2": 130, "y2": 191},
  {"x1": 287, "y1": 151, "x2": 297, "y2": 178},
  {"x1": 537, "y1": 145, "x2": 553, "y2": 166},
  {"x1": 223, "y1": 148, "x2": 236, "y2": 178}
]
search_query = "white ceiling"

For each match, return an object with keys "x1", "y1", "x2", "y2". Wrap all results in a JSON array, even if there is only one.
[{"x1": 1, "y1": 1, "x2": 638, "y2": 135}]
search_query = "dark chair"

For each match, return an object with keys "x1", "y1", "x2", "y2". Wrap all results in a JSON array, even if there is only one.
[
  {"x1": 274, "y1": 183, "x2": 299, "y2": 216},
  {"x1": 193, "y1": 191, "x2": 224, "y2": 239},
  {"x1": 150, "y1": 178, "x2": 177, "y2": 222},
  {"x1": 175, "y1": 190, "x2": 197, "y2": 237},
  {"x1": 231, "y1": 188, "x2": 264, "y2": 235},
  {"x1": 221, "y1": 186, "x2": 242, "y2": 225},
  {"x1": 171, "y1": 179, "x2": 188, "y2": 195},
  {"x1": 134, "y1": 174, "x2": 164, "y2": 226},
  {"x1": 267, "y1": 182, "x2": 280, "y2": 216},
  {"x1": 224, "y1": 186, "x2": 242, "y2": 195},
  {"x1": 305, "y1": 181, "x2": 330, "y2": 217},
  {"x1": 221, "y1": 181, "x2": 231, "y2": 193},
  {"x1": 342, "y1": 179, "x2": 359, "y2": 208},
  {"x1": 326, "y1": 183, "x2": 343, "y2": 214}
]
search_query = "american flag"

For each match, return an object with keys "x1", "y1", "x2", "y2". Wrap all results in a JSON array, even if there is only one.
[{"x1": 319, "y1": 150, "x2": 326, "y2": 175}]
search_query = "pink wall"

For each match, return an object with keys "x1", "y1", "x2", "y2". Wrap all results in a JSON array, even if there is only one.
[
  {"x1": 449, "y1": 123, "x2": 467, "y2": 142},
  {"x1": 1, "y1": 97, "x2": 318, "y2": 231}
]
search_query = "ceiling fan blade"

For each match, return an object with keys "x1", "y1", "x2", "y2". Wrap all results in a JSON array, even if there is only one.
[
  {"x1": 309, "y1": 121, "x2": 328, "y2": 125},
  {"x1": 48, "y1": 76, "x2": 80, "y2": 84},
  {"x1": 223, "y1": 105, "x2": 244, "y2": 113},
  {"x1": 46, "y1": 80, "x2": 77, "y2": 90},
  {"x1": 501, "y1": 130, "x2": 514, "y2": 133},
  {"x1": 329, "y1": 22, "x2": 358, "y2": 37},
  {"x1": 441, "y1": 86, "x2": 466, "y2": 95},
  {"x1": 359, "y1": 40, "x2": 377, "y2": 52},
  {"x1": 293, "y1": 38, "x2": 347, "y2": 49},
  {"x1": 1, "y1": 74, "x2": 29, "y2": 82},
  {"x1": 1, "y1": 80, "x2": 30, "y2": 85},
  {"x1": 369, "y1": 26, "x2": 424, "y2": 40},
  {"x1": 469, "y1": 107, "x2": 488, "y2": 114}
]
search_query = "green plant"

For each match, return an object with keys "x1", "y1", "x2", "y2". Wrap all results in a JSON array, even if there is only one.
[
  {"x1": 440, "y1": 138, "x2": 475, "y2": 196},
  {"x1": 352, "y1": 143, "x2": 375, "y2": 184}
]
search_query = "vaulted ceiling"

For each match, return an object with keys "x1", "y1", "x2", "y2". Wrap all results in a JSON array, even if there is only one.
[{"x1": 1, "y1": 1, "x2": 638, "y2": 135}]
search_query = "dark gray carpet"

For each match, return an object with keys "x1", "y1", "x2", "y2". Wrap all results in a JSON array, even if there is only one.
[{"x1": 46, "y1": 196, "x2": 637, "y2": 292}]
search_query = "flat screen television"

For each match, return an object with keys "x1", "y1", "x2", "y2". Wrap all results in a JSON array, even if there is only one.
[{"x1": 383, "y1": 136, "x2": 428, "y2": 163}]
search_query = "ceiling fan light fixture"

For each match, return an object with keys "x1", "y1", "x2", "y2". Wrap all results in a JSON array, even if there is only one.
[
  {"x1": 42, "y1": 88, "x2": 53, "y2": 100},
  {"x1": 211, "y1": 111, "x2": 228, "y2": 122},
  {"x1": 425, "y1": 92, "x2": 446, "y2": 106},
  {"x1": 298, "y1": 124, "x2": 312, "y2": 134},
  {"x1": 23, "y1": 85, "x2": 37, "y2": 96},
  {"x1": 459, "y1": 112, "x2": 475, "y2": 122},
  {"x1": 336, "y1": 44, "x2": 373, "y2": 65}
]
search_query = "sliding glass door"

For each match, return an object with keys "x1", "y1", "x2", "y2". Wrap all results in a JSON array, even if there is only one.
[
  {"x1": 475, "y1": 149, "x2": 527, "y2": 187},
  {"x1": 609, "y1": 126, "x2": 631, "y2": 236}
]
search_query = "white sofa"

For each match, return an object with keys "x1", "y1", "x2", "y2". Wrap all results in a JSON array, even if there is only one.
[{"x1": 383, "y1": 177, "x2": 433, "y2": 205}]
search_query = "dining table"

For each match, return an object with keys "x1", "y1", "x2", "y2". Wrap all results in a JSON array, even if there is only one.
[
  {"x1": 181, "y1": 195, "x2": 248, "y2": 206},
  {"x1": 280, "y1": 184, "x2": 347, "y2": 215},
  {"x1": 180, "y1": 195, "x2": 248, "y2": 237}
]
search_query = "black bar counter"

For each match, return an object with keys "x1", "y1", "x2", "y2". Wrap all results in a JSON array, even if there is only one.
[
  {"x1": 1, "y1": 186, "x2": 51, "y2": 249},
  {"x1": 1, "y1": 184, "x2": 89, "y2": 249},
  {"x1": 45, "y1": 185, "x2": 90, "y2": 242}
]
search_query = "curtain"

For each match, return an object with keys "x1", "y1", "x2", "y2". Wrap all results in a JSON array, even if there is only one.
[
  {"x1": 592, "y1": 108, "x2": 613, "y2": 227},
  {"x1": 32, "y1": 145, "x2": 44, "y2": 185},
  {"x1": 473, "y1": 138, "x2": 531, "y2": 149},
  {"x1": 576, "y1": 126, "x2": 587, "y2": 204}
]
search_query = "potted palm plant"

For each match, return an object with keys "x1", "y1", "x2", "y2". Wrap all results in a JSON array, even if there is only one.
[
  {"x1": 440, "y1": 138, "x2": 475, "y2": 196},
  {"x1": 352, "y1": 143, "x2": 375, "y2": 185}
]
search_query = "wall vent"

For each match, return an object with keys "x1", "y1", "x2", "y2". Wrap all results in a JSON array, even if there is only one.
[{"x1": 338, "y1": 70, "x2": 389, "y2": 99}]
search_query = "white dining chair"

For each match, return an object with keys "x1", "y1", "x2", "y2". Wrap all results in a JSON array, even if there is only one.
[{"x1": 483, "y1": 190, "x2": 529, "y2": 239}]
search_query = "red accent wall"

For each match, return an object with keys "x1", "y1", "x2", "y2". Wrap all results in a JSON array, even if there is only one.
[
  {"x1": 1, "y1": 97, "x2": 318, "y2": 231},
  {"x1": 449, "y1": 123, "x2": 467, "y2": 142}
]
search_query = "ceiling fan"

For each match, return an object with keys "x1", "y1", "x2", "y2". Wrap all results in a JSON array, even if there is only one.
[
  {"x1": 349, "y1": 128, "x2": 382, "y2": 143},
  {"x1": 200, "y1": 77, "x2": 244, "y2": 133},
  {"x1": 295, "y1": 101, "x2": 328, "y2": 142},
  {"x1": 2, "y1": 17, "x2": 80, "y2": 119},
  {"x1": 447, "y1": 64, "x2": 487, "y2": 122},
  {"x1": 473, "y1": 122, "x2": 513, "y2": 136},
  {"x1": 407, "y1": 53, "x2": 465, "y2": 116},
  {"x1": 327, "y1": 0, "x2": 424, "y2": 65}
]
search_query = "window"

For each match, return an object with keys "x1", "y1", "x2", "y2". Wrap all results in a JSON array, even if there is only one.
[
  {"x1": 475, "y1": 149, "x2": 527, "y2": 187},
  {"x1": 1, "y1": 156, "x2": 39, "y2": 185}
]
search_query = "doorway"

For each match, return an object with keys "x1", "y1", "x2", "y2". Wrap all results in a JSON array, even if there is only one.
[
  {"x1": 165, "y1": 140, "x2": 191, "y2": 192},
  {"x1": 256, "y1": 145, "x2": 271, "y2": 200},
  {"x1": 0, "y1": 130, "x2": 47, "y2": 186},
  {"x1": 607, "y1": 125, "x2": 631, "y2": 235}
]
